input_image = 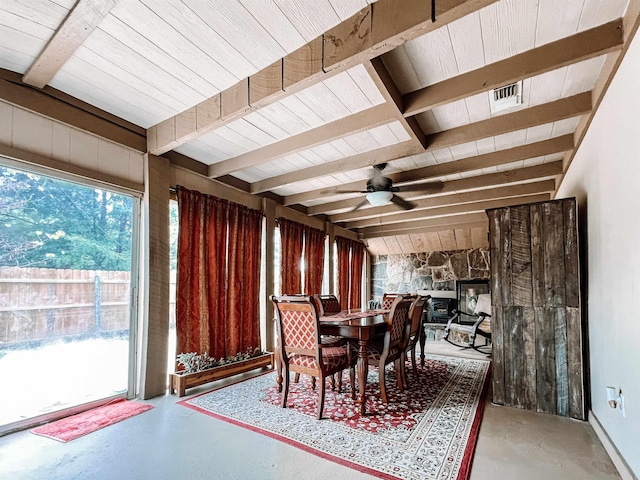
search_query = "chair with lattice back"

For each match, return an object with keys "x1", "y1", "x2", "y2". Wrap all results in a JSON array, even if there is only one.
[
  {"x1": 302, "y1": 294, "x2": 347, "y2": 387},
  {"x1": 381, "y1": 293, "x2": 402, "y2": 310},
  {"x1": 403, "y1": 295, "x2": 429, "y2": 379},
  {"x1": 272, "y1": 295, "x2": 355, "y2": 419},
  {"x1": 314, "y1": 294, "x2": 342, "y2": 316},
  {"x1": 366, "y1": 296, "x2": 413, "y2": 403}
]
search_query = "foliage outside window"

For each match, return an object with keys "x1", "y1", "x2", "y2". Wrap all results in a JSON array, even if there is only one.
[{"x1": 0, "y1": 166, "x2": 132, "y2": 270}]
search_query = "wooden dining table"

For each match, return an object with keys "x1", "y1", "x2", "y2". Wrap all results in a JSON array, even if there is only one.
[{"x1": 319, "y1": 309, "x2": 389, "y2": 415}]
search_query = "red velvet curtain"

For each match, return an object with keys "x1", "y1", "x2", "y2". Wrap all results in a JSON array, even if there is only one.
[
  {"x1": 279, "y1": 218, "x2": 304, "y2": 294},
  {"x1": 226, "y1": 203, "x2": 262, "y2": 356},
  {"x1": 349, "y1": 240, "x2": 365, "y2": 309},
  {"x1": 176, "y1": 187, "x2": 227, "y2": 358},
  {"x1": 336, "y1": 236, "x2": 351, "y2": 308},
  {"x1": 335, "y1": 237, "x2": 366, "y2": 309},
  {"x1": 304, "y1": 226, "x2": 325, "y2": 295},
  {"x1": 176, "y1": 186, "x2": 262, "y2": 361}
]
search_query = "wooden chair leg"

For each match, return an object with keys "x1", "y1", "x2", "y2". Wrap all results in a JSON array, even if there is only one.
[
  {"x1": 311, "y1": 376, "x2": 316, "y2": 390},
  {"x1": 317, "y1": 375, "x2": 326, "y2": 420},
  {"x1": 410, "y1": 345, "x2": 418, "y2": 375},
  {"x1": 349, "y1": 366, "x2": 356, "y2": 399},
  {"x1": 281, "y1": 366, "x2": 290, "y2": 408},
  {"x1": 330, "y1": 374, "x2": 336, "y2": 391},
  {"x1": 400, "y1": 356, "x2": 408, "y2": 390},
  {"x1": 336, "y1": 370, "x2": 343, "y2": 392},
  {"x1": 294, "y1": 372, "x2": 300, "y2": 383},
  {"x1": 379, "y1": 361, "x2": 388, "y2": 403},
  {"x1": 395, "y1": 359, "x2": 405, "y2": 392},
  {"x1": 275, "y1": 348, "x2": 283, "y2": 392}
]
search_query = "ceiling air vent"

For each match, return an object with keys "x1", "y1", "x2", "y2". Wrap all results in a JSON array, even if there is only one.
[{"x1": 489, "y1": 80, "x2": 523, "y2": 112}]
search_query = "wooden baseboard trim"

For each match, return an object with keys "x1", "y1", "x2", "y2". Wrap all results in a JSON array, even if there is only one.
[{"x1": 588, "y1": 411, "x2": 638, "y2": 480}]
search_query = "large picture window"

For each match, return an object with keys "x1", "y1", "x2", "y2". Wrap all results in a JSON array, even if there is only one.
[{"x1": 0, "y1": 163, "x2": 139, "y2": 431}]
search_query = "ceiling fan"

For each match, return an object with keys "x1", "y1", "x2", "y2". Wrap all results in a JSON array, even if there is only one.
[{"x1": 327, "y1": 163, "x2": 444, "y2": 212}]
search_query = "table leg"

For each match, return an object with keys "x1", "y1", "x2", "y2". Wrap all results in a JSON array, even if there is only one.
[
  {"x1": 356, "y1": 339, "x2": 369, "y2": 415},
  {"x1": 419, "y1": 322, "x2": 427, "y2": 366}
]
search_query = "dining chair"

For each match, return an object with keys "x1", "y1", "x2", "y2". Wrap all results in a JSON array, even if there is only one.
[
  {"x1": 294, "y1": 294, "x2": 346, "y2": 388},
  {"x1": 381, "y1": 293, "x2": 416, "y2": 310},
  {"x1": 313, "y1": 293, "x2": 348, "y2": 355},
  {"x1": 366, "y1": 296, "x2": 413, "y2": 403},
  {"x1": 404, "y1": 295, "x2": 429, "y2": 379},
  {"x1": 314, "y1": 294, "x2": 342, "y2": 316},
  {"x1": 272, "y1": 295, "x2": 356, "y2": 419},
  {"x1": 381, "y1": 293, "x2": 402, "y2": 310}
]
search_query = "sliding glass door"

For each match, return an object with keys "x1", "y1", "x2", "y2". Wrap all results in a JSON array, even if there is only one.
[{"x1": 0, "y1": 163, "x2": 139, "y2": 431}]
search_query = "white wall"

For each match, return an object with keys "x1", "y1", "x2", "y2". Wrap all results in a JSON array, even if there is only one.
[
  {"x1": 556, "y1": 34, "x2": 640, "y2": 475},
  {"x1": 0, "y1": 101, "x2": 144, "y2": 186}
]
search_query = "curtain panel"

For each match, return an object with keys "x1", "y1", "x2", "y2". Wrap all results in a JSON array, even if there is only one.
[
  {"x1": 176, "y1": 186, "x2": 262, "y2": 362},
  {"x1": 336, "y1": 236, "x2": 366, "y2": 309},
  {"x1": 226, "y1": 203, "x2": 262, "y2": 357},
  {"x1": 349, "y1": 240, "x2": 365, "y2": 310},
  {"x1": 303, "y1": 225, "x2": 325, "y2": 295},
  {"x1": 278, "y1": 218, "x2": 304, "y2": 295},
  {"x1": 336, "y1": 236, "x2": 351, "y2": 308}
]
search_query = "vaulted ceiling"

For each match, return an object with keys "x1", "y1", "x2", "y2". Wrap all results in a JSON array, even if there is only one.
[{"x1": 1, "y1": 0, "x2": 636, "y2": 255}]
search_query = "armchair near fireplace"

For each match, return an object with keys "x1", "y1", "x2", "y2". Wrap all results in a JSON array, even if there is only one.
[{"x1": 444, "y1": 293, "x2": 492, "y2": 355}]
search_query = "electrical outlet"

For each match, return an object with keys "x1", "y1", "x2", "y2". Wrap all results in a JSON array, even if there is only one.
[{"x1": 619, "y1": 392, "x2": 625, "y2": 418}]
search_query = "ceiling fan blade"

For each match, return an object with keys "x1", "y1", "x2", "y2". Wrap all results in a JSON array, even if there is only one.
[
  {"x1": 349, "y1": 198, "x2": 371, "y2": 212},
  {"x1": 391, "y1": 194, "x2": 414, "y2": 210},
  {"x1": 395, "y1": 181, "x2": 444, "y2": 193}
]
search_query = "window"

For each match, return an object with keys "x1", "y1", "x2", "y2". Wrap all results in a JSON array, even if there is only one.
[{"x1": 0, "y1": 163, "x2": 139, "y2": 431}]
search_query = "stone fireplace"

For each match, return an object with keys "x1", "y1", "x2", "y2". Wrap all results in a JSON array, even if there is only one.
[
  {"x1": 370, "y1": 248, "x2": 490, "y2": 342},
  {"x1": 370, "y1": 248, "x2": 490, "y2": 302}
]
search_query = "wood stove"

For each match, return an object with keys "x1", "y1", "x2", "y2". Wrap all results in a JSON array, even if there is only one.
[{"x1": 428, "y1": 297, "x2": 457, "y2": 324}]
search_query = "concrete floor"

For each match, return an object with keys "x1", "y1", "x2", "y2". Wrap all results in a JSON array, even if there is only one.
[{"x1": 0, "y1": 342, "x2": 621, "y2": 480}]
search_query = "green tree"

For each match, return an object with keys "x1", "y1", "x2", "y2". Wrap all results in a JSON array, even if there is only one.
[{"x1": 0, "y1": 165, "x2": 133, "y2": 270}]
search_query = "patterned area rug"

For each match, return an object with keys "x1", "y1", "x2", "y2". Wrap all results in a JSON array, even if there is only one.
[{"x1": 180, "y1": 354, "x2": 490, "y2": 480}]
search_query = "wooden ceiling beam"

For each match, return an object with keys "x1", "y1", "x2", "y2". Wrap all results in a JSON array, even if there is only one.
[
  {"x1": 362, "y1": 220, "x2": 489, "y2": 240},
  {"x1": 253, "y1": 105, "x2": 574, "y2": 197},
  {"x1": 364, "y1": 59, "x2": 427, "y2": 149},
  {"x1": 249, "y1": 141, "x2": 421, "y2": 194},
  {"x1": 23, "y1": 0, "x2": 119, "y2": 89},
  {"x1": 331, "y1": 179, "x2": 556, "y2": 223},
  {"x1": 344, "y1": 193, "x2": 550, "y2": 229},
  {"x1": 147, "y1": 0, "x2": 498, "y2": 155},
  {"x1": 300, "y1": 135, "x2": 572, "y2": 202},
  {"x1": 359, "y1": 212, "x2": 489, "y2": 238},
  {"x1": 283, "y1": 93, "x2": 583, "y2": 206},
  {"x1": 427, "y1": 92, "x2": 591, "y2": 150},
  {"x1": 207, "y1": 103, "x2": 392, "y2": 178},
  {"x1": 403, "y1": 19, "x2": 623, "y2": 117},
  {"x1": 363, "y1": 221, "x2": 489, "y2": 240},
  {"x1": 306, "y1": 161, "x2": 562, "y2": 215}
]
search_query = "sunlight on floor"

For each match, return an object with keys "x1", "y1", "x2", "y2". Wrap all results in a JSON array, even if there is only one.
[{"x1": 0, "y1": 338, "x2": 129, "y2": 426}]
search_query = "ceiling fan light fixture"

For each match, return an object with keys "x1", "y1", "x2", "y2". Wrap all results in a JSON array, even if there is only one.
[{"x1": 366, "y1": 191, "x2": 393, "y2": 206}]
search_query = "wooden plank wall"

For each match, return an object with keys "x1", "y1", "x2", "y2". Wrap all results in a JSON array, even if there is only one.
[{"x1": 488, "y1": 198, "x2": 584, "y2": 420}]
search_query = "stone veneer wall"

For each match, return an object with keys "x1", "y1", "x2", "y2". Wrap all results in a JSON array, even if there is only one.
[{"x1": 371, "y1": 248, "x2": 490, "y2": 301}]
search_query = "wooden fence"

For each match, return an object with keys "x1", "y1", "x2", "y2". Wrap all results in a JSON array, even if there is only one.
[{"x1": 0, "y1": 267, "x2": 131, "y2": 345}]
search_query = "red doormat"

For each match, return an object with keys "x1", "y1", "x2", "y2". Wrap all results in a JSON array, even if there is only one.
[
  {"x1": 31, "y1": 398, "x2": 154, "y2": 442},
  {"x1": 180, "y1": 354, "x2": 490, "y2": 480}
]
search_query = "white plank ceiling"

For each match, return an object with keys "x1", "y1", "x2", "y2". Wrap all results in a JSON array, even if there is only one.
[{"x1": 0, "y1": 0, "x2": 634, "y2": 254}]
